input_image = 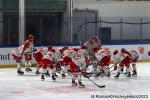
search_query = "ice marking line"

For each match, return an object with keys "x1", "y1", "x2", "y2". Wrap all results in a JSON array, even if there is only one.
[
  {"x1": 9, "y1": 91, "x2": 24, "y2": 94},
  {"x1": 40, "y1": 86, "x2": 97, "y2": 94},
  {"x1": 8, "y1": 91, "x2": 25, "y2": 96}
]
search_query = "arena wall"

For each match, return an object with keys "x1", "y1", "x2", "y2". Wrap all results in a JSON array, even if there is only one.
[
  {"x1": 74, "y1": 0, "x2": 150, "y2": 17},
  {"x1": 73, "y1": 1, "x2": 150, "y2": 41},
  {"x1": 0, "y1": 44, "x2": 150, "y2": 68}
]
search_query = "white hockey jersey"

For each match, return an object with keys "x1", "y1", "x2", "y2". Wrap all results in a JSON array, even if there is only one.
[
  {"x1": 129, "y1": 50, "x2": 139, "y2": 60},
  {"x1": 78, "y1": 49, "x2": 88, "y2": 57},
  {"x1": 113, "y1": 53, "x2": 121, "y2": 63},
  {"x1": 72, "y1": 57, "x2": 86, "y2": 69},
  {"x1": 54, "y1": 48, "x2": 62, "y2": 61},
  {"x1": 95, "y1": 50, "x2": 109, "y2": 61},
  {"x1": 63, "y1": 48, "x2": 77, "y2": 59},
  {"x1": 24, "y1": 41, "x2": 34, "y2": 54},
  {"x1": 12, "y1": 45, "x2": 24, "y2": 57},
  {"x1": 43, "y1": 51, "x2": 56, "y2": 62},
  {"x1": 36, "y1": 47, "x2": 49, "y2": 56}
]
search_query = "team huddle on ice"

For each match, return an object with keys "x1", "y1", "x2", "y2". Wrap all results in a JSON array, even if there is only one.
[{"x1": 12, "y1": 34, "x2": 139, "y2": 88}]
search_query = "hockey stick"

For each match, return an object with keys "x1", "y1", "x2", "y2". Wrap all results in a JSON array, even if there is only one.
[
  {"x1": 57, "y1": 69, "x2": 72, "y2": 77},
  {"x1": 109, "y1": 64, "x2": 115, "y2": 69},
  {"x1": 86, "y1": 76, "x2": 105, "y2": 88},
  {"x1": 57, "y1": 66, "x2": 72, "y2": 77},
  {"x1": 85, "y1": 61, "x2": 99, "y2": 77},
  {"x1": 78, "y1": 67, "x2": 105, "y2": 88}
]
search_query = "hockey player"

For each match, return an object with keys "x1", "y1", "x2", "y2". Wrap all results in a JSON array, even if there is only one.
[
  {"x1": 94, "y1": 47, "x2": 111, "y2": 78},
  {"x1": 78, "y1": 46, "x2": 89, "y2": 66},
  {"x1": 63, "y1": 47, "x2": 77, "y2": 65},
  {"x1": 12, "y1": 42, "x2": 30, "y2": 75},
  {"x1": 40, "y1": 49, "x2": 57, "y2": 81},
  {"x1": 128, "y1": 50, "x2": 139, "y2": 76},
  {"x1": 83, "y1": 35, "x2": 101, "y2": 64},
  {"x1": 62, "y1": 47, "x2": 78, "y2": 76},
  {"x1": 114, "y1": 48, "x2": 131, "y2": 79},
  {"x1": 114, "y1": 49, "x2": 139, "y2": 77},
  {"x1": 68, "y1": 55, "x2": 87, "y2": 88},
  {"x1": 52, "y1": 47, "x2": 65, "y2": 77},
  {"x1": 23, "y1": 34, "x2": 35, "y2": 72},
  {"x1": 112, "y1": 50, "x2": 120, "y2": 71},
  {"x1": 34, "y1": 45, "x2": 52, "y2": 75}
]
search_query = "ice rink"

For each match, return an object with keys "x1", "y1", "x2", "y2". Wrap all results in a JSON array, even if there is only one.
[{"x1": 0, "y1": 62, "x2": 150, "y2": 100}]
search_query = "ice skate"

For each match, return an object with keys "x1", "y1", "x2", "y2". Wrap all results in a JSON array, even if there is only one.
[
  {"x1": 127, "y1": 72, "x2": 131, "y2": 78},
  {"x1": 78, "y1": 81, "x2": 85, "y2": 88},
  {"x1": 121, "y1": 67, "x2": 124, "y2": 73},
  {"x1": 114, "y1": 72, "x2": 120, "y2": 79},
  {"x1": 41, "y1": 74, "x2": 45, "y2": 81},
  {"x1": 52, "y1": 74, "x2": 56, "y2": 81},
  {"x1": 124, "y1": 72, "x2": 128, "y2": 75},
  {"x1": 124, "y1": 69, "x2": 128, "y2": 75},
  {"x1": 132, "y1": 70, "x2": 137, "y2": 77},
  {"x1": 106, "y1": 72, "x2": 110, "y2": 77},
  {"x1": 25, "y1": 67, "x2": 32, "y2": 72},
  {"x1": 36, "y1": 70, "x2": 40, "y2": 75},
  {"x1": 62, "y1": 73, "x2": 66, "y2": 78},
  {"x1": 54, "y1": 73, "x2": 58, "y2": 77},
  {"x1": 17, "y1": 69, "x2": 24, "y2": 75},
  {"x1": 45, "y1": 70, "x2": 50, "y2": 76},
  {"x1": 72, "y1": 80, "x2": 77, "y2": 87}
]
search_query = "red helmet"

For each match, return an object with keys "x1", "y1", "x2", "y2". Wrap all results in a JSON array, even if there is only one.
[
  {"x1": 93, "y1": 47, "x2": 99, "y2": 53},
  {"x1": 81, "y1": 46, "x2": 87, "y2": 49},
  {"x1": 73, "y1": 48, "x2": 79, "y2": 52},
  {"x1": 28, "y1": 34, "x2": 34, "y2": 42},
  {"x1": 48, "y1": 45, "x2": 52, "y2": 51},
  {"x1": 113, "y1": 50, "x2": 118, "y2": 55},
  {"x1": 63, "y1": 46, "x2": 68, "y2": 50},
  {"x1": 51, "y1": 49, "x2": 55, "y2": 53}
]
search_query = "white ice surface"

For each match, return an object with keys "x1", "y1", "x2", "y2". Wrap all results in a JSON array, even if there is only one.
[{"x1": 0, "y1": 62, "x2": 150, "y2": 100}]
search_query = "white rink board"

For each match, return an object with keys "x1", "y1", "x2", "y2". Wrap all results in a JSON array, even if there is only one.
[{"x1": 0, "y1": 44, "x2": 150, "y2": 65}]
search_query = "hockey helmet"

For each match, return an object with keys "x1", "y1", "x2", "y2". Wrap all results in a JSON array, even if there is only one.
[
  {"x1": 121, "y1": 48, "x2": 126, "y2": 53},
  {"x1": 73, "y1": 48, "x2": 79, "y2": 52},
  {"x1": 81, "y1": 46, "x2": 87, "y2": 49},
  {"x1": 93, "y1": 47, "x2": 99, "y2": 53},
  {"x1": 51, "y1": 49, "x2": 55, "y2": 53},
  {"x1": 28, "y1": 34, "x2": 34, "y2": 42},
  {"x1": 63, "y1": 46, "x2": 69, "y2": 50},
  {"x1": 48, "y1": 45, "x2": 52, "y2": 51},
  {"x1": 113, "y1": 50, "x2": 118, "y2": 55}
]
